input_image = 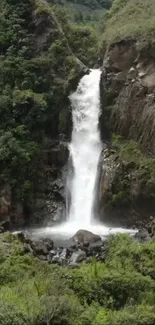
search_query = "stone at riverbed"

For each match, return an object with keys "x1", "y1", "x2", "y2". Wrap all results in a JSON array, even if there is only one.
[
  {"x1": 69, "y1": 250, "x2": 86, "y2": 264},
  {"x1": 31, "y1": 238, "x2": 54, "y2": 255},
  {"x1": 72, "y1": 229, "x2": 101, "y2": 245},
  {"x1": 134, "y1": 229, "x2": 151, "y2": 242},
  {"x1": 23, "y1": 243, "x2": 34, "y2": 254},
  {"x1": 52, "y1": 253, "x2": 60, "y2": 264},
  {"x1": 42, "y1": 238, "x2": 54, "y2": 250},
  {"x1": 49, "y1": 249, "x2": 56, "y2": 257},
  {"x1": 88, "y1": 240, "x2": 103, "y2": 252},
  {"x1": 31, "y1": 241, "x2": 48, "y2": 255},
  {"x1": 60, "y1": 248, "x2": 68, "y2": 260}
]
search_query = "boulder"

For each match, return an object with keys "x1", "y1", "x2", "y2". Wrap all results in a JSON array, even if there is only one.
[
  {"x1": 31, "y1": 238, "x2": 53, "y2": 256},
  {"x1": 49, "y1": 249, "x2": 56, "y2": 257},
  {"x1": 60, "y1": 248, "x2": 68, "y2": 260},
  {"x1": 134, "y1": 229, "x2": 151, "y2": 242},
  {"x1": 0, "y1": 220, "x2": 11, "y2": 232},
  {"x1": 42, "y1": 238, "x2": 54, "y2": 250},
  {"x1": 52, "y1": 253, "x2": 60, "y2": 264},
  {"x1": 23, "y1": 243, "x2": 34, "y2": 254},
  {"x1": 69, "y1": 262, "x2": 79, "y2": 269},
  {"x1": 69, "y1": 250, "x2": 86, "y2": 264},
  {"x1": 127, "y1": 67, "x2": 137, "y2": 80},
  {"x1": 88, "y1": 240, "x2": 103, "y2": 253},
  {"x1": 31, "y1": 241, "x2": 48, "y2": 255},
  {"x1": 72, "y1": 229, "x2": 101, "y2": 245},
  {"x1": 115, "y1": 71, "x2": 127, "y2": 82}
]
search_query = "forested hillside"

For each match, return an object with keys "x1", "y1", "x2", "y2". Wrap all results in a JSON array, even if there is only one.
[
  {"x1": 55, "y1": 0, "x2": 114, "y2": 24},
  {"x1": 0, "y1": 0, "x2": 98, "y2": 228},
  {"x1": 101, "y1": 0, "x2": 155, "y2": 48}
]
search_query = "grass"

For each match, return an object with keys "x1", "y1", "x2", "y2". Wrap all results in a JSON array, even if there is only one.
[{"x1": 101, "y1": 0, "x2": 155, "y2": 48}]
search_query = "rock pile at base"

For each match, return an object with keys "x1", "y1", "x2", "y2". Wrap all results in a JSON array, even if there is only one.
[
  {"x1": 9, "y1": 228, "x2": 152, "y2": 268},
  {"x1": 16, "y1": 229, "x2": 107, "y2": 268}
]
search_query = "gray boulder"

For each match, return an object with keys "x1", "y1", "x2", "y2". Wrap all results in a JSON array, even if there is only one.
[
  {"x1": 134, "y1": 229, "x2": 151, "y2": 242},
  {"x1": 72, "y1": 229, "x2": 101, "y2": 245},
  {"x1": 70, "y1": 250, "x2": 86, "y2": 264},
  {"x1": 31, "y1": 238, "x2": 54, "y2": 256}
]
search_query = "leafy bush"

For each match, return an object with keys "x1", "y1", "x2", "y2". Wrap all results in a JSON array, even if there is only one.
[
  {"x1": 95, "y1": 305, "x2": 155, "y2": 325},
  {"x1": 1, "y1": 234, "x2": 155, "y2": 324}
]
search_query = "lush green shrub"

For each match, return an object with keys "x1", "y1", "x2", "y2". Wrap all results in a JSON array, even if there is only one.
[
  {"x1": 95, "y1": 305, "x2": 155, "y2": 325},
  {"x1": 1, "y1": 234, "x2": 155, "y2": 325}
]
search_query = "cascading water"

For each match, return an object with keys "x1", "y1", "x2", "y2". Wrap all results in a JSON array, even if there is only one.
[
  {"x1": 29, "y1": 69, "x2": 136, "y2": 239},
  {"x1": 67, "y1": 69, "x2": 102, "y2": 227}
]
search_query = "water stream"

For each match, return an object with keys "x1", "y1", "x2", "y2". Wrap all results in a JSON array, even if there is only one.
[
  {"x1": 28, "y1": 69, "x2": 136, "y2": 240},
  {"x1": 67, "y1": 69, "x2": 102, "y2": 226}
]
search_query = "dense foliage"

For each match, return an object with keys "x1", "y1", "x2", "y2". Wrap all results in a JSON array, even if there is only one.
[
  {"x1": 55, "y1": 0, "x2": 114, "y2": 25},
  {"x1": 0, "y1": 0, "x2": 98, "y2": 214},
  {"x1": 0, "y1": 233, "x2": 155, "y2": 325},
  {"x1": 101, "y1": 0, "x2": 155, "y2": 48},
  {"x1": 103, "y1": 137, "x2": 155, "y2": 210}
]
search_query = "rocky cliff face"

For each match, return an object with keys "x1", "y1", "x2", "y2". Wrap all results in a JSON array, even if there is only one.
[{"x1": 99, "y1": 40, "x2": 155, "y2": 227}]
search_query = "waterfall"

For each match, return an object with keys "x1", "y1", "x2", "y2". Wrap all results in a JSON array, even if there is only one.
[
  {"x1": 29, "y1": 69, "x2": 137, "y2": 238},
  {"x1": 67, "y1": 69, "x2": 102, "y2": 227}
]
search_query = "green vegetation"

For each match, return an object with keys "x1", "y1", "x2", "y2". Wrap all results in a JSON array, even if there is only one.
[
  {"x1": 101, "y1": 0, "x2": 155, "y2": 48},
  {"x1": 2, "y1": 1, "x2": 155, "y2": 323},
  {"x1": 1, "y1": 233, "x2": 155, "y2": 324},
  {"x1": 0, "y1": 0, "x2": 99, "y2": 214},
  {"x1": 65, "y1": 0, "x2": 113, "y2": 10},
  {"x1": 104, "y1": 137, "x2": 155, "y2": 208},
  {"x1": 52, "y1": 5, "x2": 99, "y2": 65},
  {"x1": 54, "y1": 0, "x2": 114, "y2": 26}
]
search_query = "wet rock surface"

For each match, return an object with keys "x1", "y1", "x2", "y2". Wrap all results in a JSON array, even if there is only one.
[
  {"x1": 7, "y1": 220, "x2": 155, "y2": 267},
  {"x1": 134, "y1": 229, "x2": 151, "y2": 243},
  {"x1": 72, "y1": 229, "x2": 101, "y2": 244},
  {"x1": 15, "y1": 230, "x2": 108, "y2": 266}
]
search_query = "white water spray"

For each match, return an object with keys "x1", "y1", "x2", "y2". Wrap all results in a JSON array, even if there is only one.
[
  {"x1": 29, "y1": 70, "x2": 137, "y2": 239},
  {"x1": 67, "y1": 69, "x2": 102, "y2": 227}
]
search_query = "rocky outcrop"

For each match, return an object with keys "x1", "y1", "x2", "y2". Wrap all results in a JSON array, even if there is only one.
[
  {"x1": 99, "y1": 40, "x2": 155, "y2": 227},
  {"x1": 98, "y1": 145, "x2": 155, "y2": 227},
  {"x1": 100, "y1": 40, "x2": 155, "y2": 154}
]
